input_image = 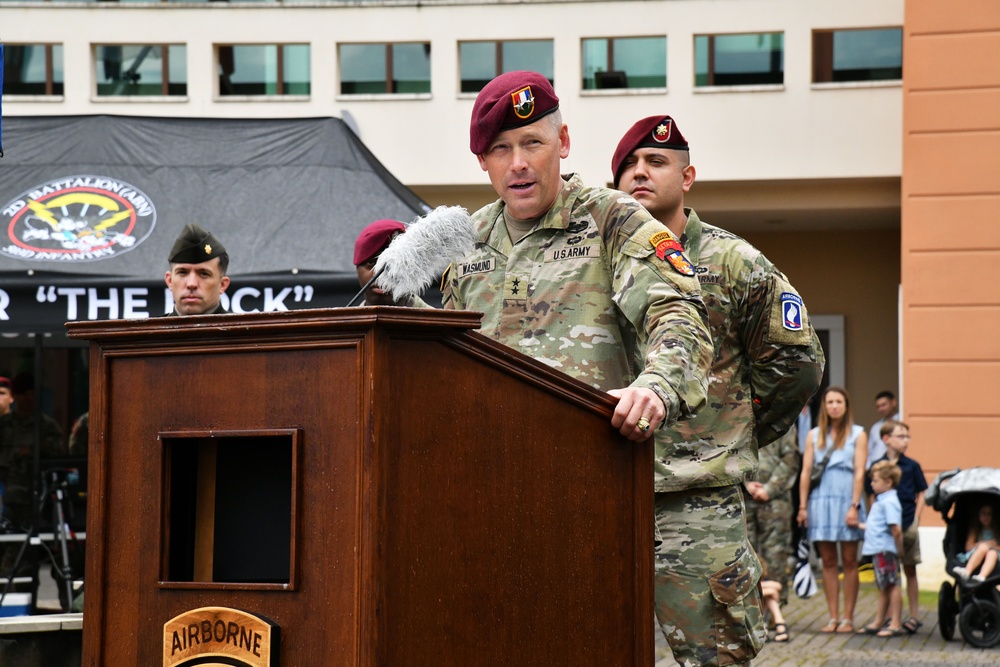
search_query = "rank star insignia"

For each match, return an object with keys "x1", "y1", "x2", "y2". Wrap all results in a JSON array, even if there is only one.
[
  {"x1": 204, "y1": 244, "x2": 213, "y2": 255},
  {"x1": 505, "y1": 275, "x2": 528, "y2": 301}
]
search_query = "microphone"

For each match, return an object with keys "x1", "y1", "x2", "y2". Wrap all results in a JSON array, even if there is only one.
[{"x1": 346, "y1": 205, "x2": 476, "y2": 306}]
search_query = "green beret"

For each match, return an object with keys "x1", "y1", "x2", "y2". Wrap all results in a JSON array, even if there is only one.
[{"x1": 168, "y1": 224, "x2": 226, "y2": 264}]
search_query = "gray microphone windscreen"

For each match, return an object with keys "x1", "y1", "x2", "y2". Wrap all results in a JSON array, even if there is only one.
[{"x1": 373, "y1": 205, "x2": 476, "y2": 299}]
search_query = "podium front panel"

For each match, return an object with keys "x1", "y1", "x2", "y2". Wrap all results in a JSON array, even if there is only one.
[
  {"x1": 93, "y1": 340, "x2": 367, "y2": 665},
  {"x1": 373, "y1": 334, "x2": 649, "y2": 665}
]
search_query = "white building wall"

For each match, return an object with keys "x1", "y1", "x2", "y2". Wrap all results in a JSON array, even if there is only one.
[{"x1": 3, "y1": 0, "x2": 903, "y2": 187}]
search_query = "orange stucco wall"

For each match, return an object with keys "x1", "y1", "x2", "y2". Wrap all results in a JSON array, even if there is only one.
[{"x1": 902, "y1": 0, "x2": 1000, "y2": 526}]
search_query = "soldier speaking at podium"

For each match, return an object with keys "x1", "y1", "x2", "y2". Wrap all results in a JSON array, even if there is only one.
[
  {"x1": 164, "y1": 224, "x2": 231, "y2": 316},
  {"x1": 442, "y1": 70, "x2": 713, "y2": 441}
]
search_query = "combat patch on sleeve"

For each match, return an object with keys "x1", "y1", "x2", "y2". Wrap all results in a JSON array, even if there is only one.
[{"x1": 649, "y1": 230, "x2": 695, "y2": 276}]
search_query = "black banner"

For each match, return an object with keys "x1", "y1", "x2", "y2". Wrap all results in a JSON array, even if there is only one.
[
  {"x1": 0, "y1": 273, "x2": 360, "y2": 336},
  {"x1": 0, "y1": 115, "x2": 433, "y2": 338}
]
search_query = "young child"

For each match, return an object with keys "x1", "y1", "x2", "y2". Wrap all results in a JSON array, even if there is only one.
[
  {"x1": 759, "y1": 562, "x2": 790, "y2": 643},
  {"x1": 953, "y1": 504, "x2": 999, "y2": 584},
  {"x1": 857, "y1": 461, "x2": 904, "y2": 637},
  {"x1": 866, "y1": 420, "x2": 928, "y2": 634}
]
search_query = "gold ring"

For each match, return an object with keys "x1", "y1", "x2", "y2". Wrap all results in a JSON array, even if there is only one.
[{"x1": 637, "y1": 417, "x2": 651, "y2": 432}]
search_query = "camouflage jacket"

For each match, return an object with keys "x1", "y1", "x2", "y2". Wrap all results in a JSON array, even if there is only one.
[
  {"x1": 754, "y1": 424, "x2": 801, "y2": 500},
  {"x1": 0, "y1": 410, "x2": 66, "y2": 506},
  {"x1": 442, "y1": 174, "x2": 712, "y2": 424},
  {"x1": 654, "y1": 211, "x2": 824, "y2": 492}
]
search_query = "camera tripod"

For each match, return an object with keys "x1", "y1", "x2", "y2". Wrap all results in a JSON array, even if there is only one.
[{"x1": 0, "y1": 468, "x2": 80, "y2": 613}]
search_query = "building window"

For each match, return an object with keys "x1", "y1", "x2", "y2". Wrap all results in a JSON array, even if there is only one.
[
  {"x1": 2, "y1": 44, "x2": 64, "y2": 96},
  {"x1": 813, "y1": 28, "x2": 902, "y2": 83},
  {"x1": 694, "y1": 33, "x2": 783, "y2": 87},
  {"x1": 338, "y1": 43, "x2": 431, "y2": 95},
  {"x1": 94, "y1": 45, "x2": 186, "y2": 97},
  {"x1": 217, "y1": 44, "x2": 310, "y2": 96},
  {"x1": 582, "y1": 36, "x2": 666, "y2": 90},
  {"x1": 458, "y1": 40, "x2": 554, "y2": 93}
]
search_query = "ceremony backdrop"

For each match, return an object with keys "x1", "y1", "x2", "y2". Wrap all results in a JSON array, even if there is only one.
[{"x1": 0, "y1": 115, "x2": 432, "y2": 336}]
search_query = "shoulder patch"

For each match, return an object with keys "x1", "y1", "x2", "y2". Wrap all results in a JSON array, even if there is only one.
[
  {"x1": 781, "y1": 292, "x2": 804, "y2": 331},
  {"x1": 766, "y1": 280, "x2": 813, "y2": 345},
  {"x1": 650, "y1": 230, "x2": 695, "y2": 276}
]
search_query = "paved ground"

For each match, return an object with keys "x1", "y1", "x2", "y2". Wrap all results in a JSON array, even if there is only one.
[
  {"x1": 19, "y1": 564, "x2": 1000, "y2": 666},
  {"x1": 654, "y1": 580, "x2": 998, "y2": 666}
]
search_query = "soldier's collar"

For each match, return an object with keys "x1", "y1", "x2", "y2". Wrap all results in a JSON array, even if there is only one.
[
  {"x1": 680, "y1": 208, "x2": 701, "y2": 255},
  {"x1": 537, "y1": 173, "x2": 583, "y2": 231}
]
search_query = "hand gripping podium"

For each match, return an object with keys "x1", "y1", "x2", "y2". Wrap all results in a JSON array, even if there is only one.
[{"x1": 67, "y1": 308, "x2": 654, "y2": 666}]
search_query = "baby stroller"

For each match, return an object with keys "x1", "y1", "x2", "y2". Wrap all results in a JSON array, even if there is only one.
[{"x1": 927, "y1": 467, "x2": 1000, "y2": 648}]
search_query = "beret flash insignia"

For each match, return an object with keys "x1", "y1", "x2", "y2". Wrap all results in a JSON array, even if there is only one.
[
  {"x1": 511, "y1": 86, "x2": 535, "y2": 119},
  {"x1": 653, "y1": 120, "x2": 673, "y2": 143}
]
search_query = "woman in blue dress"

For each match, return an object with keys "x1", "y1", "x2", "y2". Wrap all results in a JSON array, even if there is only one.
[{"x1": 797, "y1": 386, "x2": 868, "y2": 633}]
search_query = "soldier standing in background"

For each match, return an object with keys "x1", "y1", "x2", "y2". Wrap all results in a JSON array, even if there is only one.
[
  {"x1": 353, "y1": 219, "x2": 429, "y2": 307},
  {"x1": 164, "y1": 224, "x2": 230, "y2": 316},
  {"x1": 745, "y1": 424, "x2": 801, "y2": 608},
  {"x1": 613, "y1": 114, "x2": 824, "y2": 666},
  {"x1": 0, "y1": 373, "x2": 66, "y2": 572}
]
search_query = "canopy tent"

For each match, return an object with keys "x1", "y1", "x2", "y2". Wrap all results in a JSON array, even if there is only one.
[
  {"x1": 0, "y1": 116, "x2": 434, "y2": 594},
  {"x1": 0, "y1": 115, "x2": 432, "y2": 336}
]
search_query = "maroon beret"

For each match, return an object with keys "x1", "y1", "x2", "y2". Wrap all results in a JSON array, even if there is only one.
[
  {"x1": 611, "y1": 115, "x2": 689, "y2": 186},
  {"x1": 354, "y1": 219, "x2": 406, "y2": 265},
  {"x1": 470, "y1": 71, "x2": 560, "y2": 154},
  {"x1": 0, "y1": 377, "x2": 11, "y2": 391}
]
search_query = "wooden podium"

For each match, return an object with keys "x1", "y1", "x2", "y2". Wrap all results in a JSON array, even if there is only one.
[{"x1": 67, "y1": 308, "x2": 653, "y2": 666}]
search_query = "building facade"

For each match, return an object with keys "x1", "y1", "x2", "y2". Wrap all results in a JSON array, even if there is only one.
[{"x1": 3, "y1": 0, "x2": 905, "y2": 422}]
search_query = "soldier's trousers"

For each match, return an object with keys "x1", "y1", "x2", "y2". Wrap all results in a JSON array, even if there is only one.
[
  {"x1": 654, "y1": 484, "x2": 766, "y2": 667},
  {"x1": 744, "y1": 494, "x2": 793, "y2": 605}
]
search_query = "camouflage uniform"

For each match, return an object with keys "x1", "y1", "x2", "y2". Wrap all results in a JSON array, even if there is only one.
[
  {"x1": 0, "y1": 410, "x2": 65, "y2": 571},
  {"x1": 442, "y1": 174, "x2": 713, "y2": 423},
  {"x1": 744, "y1": 424, "x2": 800, "y2": 605},
  {"x1": 653, "y1": 211, "x2": 824, "y2": 666}
]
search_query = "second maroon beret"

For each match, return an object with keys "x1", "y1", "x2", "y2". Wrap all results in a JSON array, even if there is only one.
[
  {"x1": 354, "y1": 219, "x2": 406, "y2": 266},
  {"x1": 611, "y1": 115, "x2": 689, "y2": 186}
]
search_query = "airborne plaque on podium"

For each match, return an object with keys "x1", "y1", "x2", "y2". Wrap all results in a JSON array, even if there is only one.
[
  {"x1": 163, "y1": 607, "x2": 278, "y2": 667},
  {"x1": 68, "y1": 307, "x2": 654, "y2": 666}
]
